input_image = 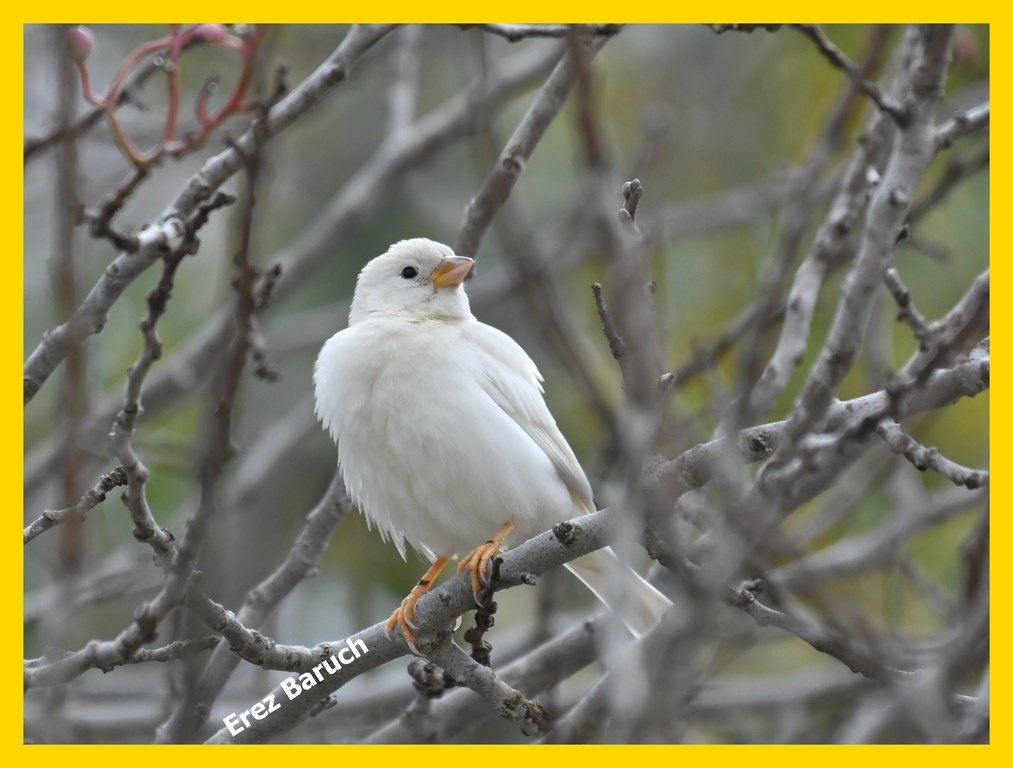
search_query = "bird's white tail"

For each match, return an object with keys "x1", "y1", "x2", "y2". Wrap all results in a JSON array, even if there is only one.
[{"x1": 564, "y1": 547, "x2": 671, "y2": 638}]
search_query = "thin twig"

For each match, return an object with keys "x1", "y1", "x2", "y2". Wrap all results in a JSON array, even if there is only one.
[
  {"x1": 664, "y1": 303, "x2": 785, "y2": 391},
  {"x1": 428, "y1": 636, "x2": 550, "y2": 736},
  {"x1": 909, "y1": 147, "x2": 989, "y2": 224},
  {"x1": 876, "y1": 418, "x2": 988, "y2": 488},
  {"x1": 591, "y1": 282, "x2": 629, "y2": 369},
  {"x1": 24, "y1": 466, "x2": 127, "y2": 545},
  {"x1": 106, "y1": 193, "x2": 234, "y2": 564},
  {"x1": 899, "y1": 270, "x2": 989, "y2": 380},
  {"x1": 794, "y1": 24, "x2": 911, "y2": 125},
  {"x1": 462, "y1": 24, "x2": 619, "y2": 43},
  {"x1": 125, "y1": 636, "x2": 221, "y2": 664},
  {"x1": 453, "y1": 30, "x2": 615, "y2": 258},
  {"x1": 884, "y1": 266, "x2": 934, "y2": 348},
  {"x1": 86, "y1": 166, "x2": 150, "y2": 252},
  {"x1": 935, "y1": 101, "x2": 989, "y2": 151},
  {"x1": 728, "y1": 581, "x2": 912, "y2": 684},
  {"x1": 710, "y1": 24, "x2": 783, "y2": 34}
]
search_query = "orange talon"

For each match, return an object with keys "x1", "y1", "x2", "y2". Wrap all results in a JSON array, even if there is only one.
[
  {"x1": 386, "y1": 556, "x2": 449, "y2": 654},
  {"x1": 458, "y1": 520, "x2": 516, "y2": 605}
]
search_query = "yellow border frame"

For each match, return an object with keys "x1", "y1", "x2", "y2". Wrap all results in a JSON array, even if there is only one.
[{"x1": 10, "y1": 9, "x2": 1000, "y2": 761}]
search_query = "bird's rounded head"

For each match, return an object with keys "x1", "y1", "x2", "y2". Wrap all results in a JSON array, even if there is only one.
[{"x1": 348, "y1": 238, "x2": 474, "y2": 325}]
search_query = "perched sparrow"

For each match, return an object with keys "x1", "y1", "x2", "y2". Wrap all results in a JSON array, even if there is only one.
[{"x1": 314, "y1": 238, "x2": 670, "y2": 651}]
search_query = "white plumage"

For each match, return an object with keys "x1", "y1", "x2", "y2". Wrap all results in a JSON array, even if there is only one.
[{"x1": 314, "y1": 238, "x2": 669, "y2": 645}]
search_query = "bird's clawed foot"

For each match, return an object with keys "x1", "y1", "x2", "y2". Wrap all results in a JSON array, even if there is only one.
[
  {"x1": 385, "y1": 555, "x2": 450, "y2": 655},
  {"x1": 457, "y1": 520, "x2": 516, "y2": 607},
  {"x1": 385, "y1": 588, "x2": 425, "y2": 655}
]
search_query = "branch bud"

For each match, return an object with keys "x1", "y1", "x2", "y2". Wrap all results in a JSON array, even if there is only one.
[
  {"x1": 67, "y1": 25, "x2": 94, "y2": 63},
  {"x1": 195, "y1": 24, "x2": 227, "y2": 43}
]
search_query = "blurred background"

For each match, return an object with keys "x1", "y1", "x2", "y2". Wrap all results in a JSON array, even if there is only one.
[{"x1": 24, "y1": 24, "x2": 988, "y2": 743}]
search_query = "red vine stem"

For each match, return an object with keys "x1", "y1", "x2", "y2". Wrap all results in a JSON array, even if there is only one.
[{"x1": 73, "y1": 24, "x2": 266, "y2": 168}]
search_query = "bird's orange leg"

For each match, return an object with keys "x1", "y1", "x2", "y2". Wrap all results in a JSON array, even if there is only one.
[
  {"x1": 386, "y1": 555, "x2": 450, "y2": 654},
  {"x1": 457, "y1": 520, "x2": 516, "y2": 605}
]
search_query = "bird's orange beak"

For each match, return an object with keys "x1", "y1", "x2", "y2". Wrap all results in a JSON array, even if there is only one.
[{"x1": 428, "y1": 256, "x2": 474, "y2": 288}]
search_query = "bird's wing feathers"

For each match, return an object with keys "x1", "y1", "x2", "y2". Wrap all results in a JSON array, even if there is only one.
[{"x1": 463, "y1": 321, "x2": 595, "y2": 514}]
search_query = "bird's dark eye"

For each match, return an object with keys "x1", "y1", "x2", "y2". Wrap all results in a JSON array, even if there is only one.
[{"x1": 400, "y1": 266, "x2": 418, "y2": 279}]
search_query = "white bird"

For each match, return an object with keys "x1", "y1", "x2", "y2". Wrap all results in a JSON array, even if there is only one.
[{"x1": 314, "y1": 238, "x2": 670, "y2": 651}]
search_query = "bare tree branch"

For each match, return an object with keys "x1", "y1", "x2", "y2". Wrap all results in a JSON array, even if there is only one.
[
  {"x1": 125, "y1": 637, "x2": 221, "y2": 664},
  {"x1": 884, "y1": 265, "x2": 934, "y2": 347},
  {"x1": 729, "y1": 581, "x2": 912, "y2": 684},
  {"x1": 744, "y1": 34, "x2": 909, "y2": 419},
  {"x1": 156, "y1": 472, "x2": 353, "y2": 743},
  {"x1": 766, "y1": 26, "x2": 955, "y2": 468},
  {"x1": 794, "y1": 24, "x2": 910, "y2": 124},
  {"x1": 24, "y1": 25, "x2": 396, "y2": 405},
  {"x1": 362, "y1": 617, "x2": 600, "y2": 742},
  {"x1": 935, "y1": 101, "x2": 989, "y2": 151},
  {"x1": 24, "y1": 466, "x2": 127, "y2": 545},
  {"x1": 876, "y1": 418, "x2": 988, "y2": 488},
  {"x1": 454, "y1": 28, "x2": 615, "y2": 258},
  {"x1": 462, "y1": 24, "x2": 619, "y2": 43}
]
